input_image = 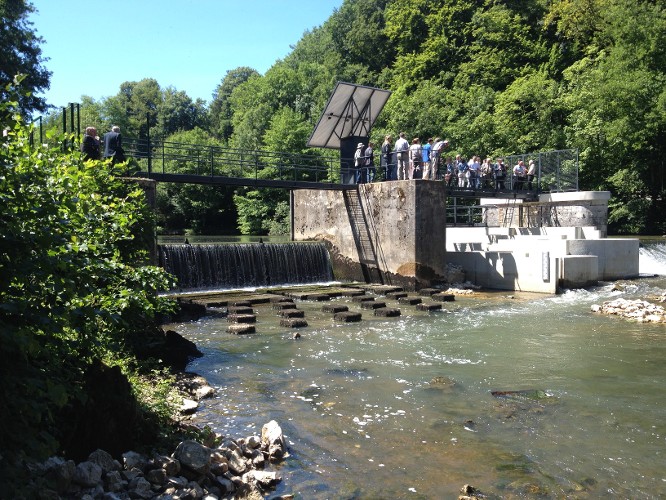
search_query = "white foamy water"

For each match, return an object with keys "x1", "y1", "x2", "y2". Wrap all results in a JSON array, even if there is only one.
[{"x1": 640, "y1": 243, "x2": 666, "y2": 275}]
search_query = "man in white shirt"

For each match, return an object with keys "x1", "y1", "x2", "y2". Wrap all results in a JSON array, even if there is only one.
[{"x1": 394, "y1": 132, "x2": 410, "y2": 180}]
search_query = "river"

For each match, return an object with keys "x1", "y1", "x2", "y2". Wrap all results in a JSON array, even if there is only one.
[{"x1": 168, "y1": 242, "x2": 666, "y2": 499}]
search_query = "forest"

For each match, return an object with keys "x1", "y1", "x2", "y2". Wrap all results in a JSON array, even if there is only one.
[{"x1": 28, "y1": 0, "x2": 666, "y2": 235}]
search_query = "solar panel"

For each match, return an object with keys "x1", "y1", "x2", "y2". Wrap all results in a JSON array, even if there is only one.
[{"x1": 306, "y1": 82, "x2": 391, "y2": 149}]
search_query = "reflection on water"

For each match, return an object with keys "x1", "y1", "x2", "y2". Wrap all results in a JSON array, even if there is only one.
[{"x1": 165, "y1": 244, "x2": 666, "y2": 498}]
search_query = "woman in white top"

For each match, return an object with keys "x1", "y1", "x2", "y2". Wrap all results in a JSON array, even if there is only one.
[{"x1": 408, "y1": 138, "x2": 423, "y2": 180}]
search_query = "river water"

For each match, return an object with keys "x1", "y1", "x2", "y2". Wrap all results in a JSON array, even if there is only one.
[{"x1": 169, "y1": 243, "x2": 666, "y2": 499}]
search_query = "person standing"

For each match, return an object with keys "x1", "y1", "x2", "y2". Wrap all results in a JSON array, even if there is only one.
[
  {"x1": 103, "y1": 125, "x2": 124, "y2": 164},
  {"x1": 494, "y1": 157, "x2": 507, "y2": 190},
  {"x1": 513, "y1": 160, "x2": 527, "y2": 190},
  {"x1": 527, "y1": 159, "x2": 537, "y2": 190},
  {"x1": 394, "y1": 132, "x2": 410, "y2": 180},
  {"x1": 81, "y1": 126, "x2": 100, "y2": 161},
  {"x1": 408, "y1": 138, "x2": 423, "y2": 179},
  {"x1": 421, "y1": 138, "x2": 433, "y2": 180},
  {"x1": 354, "y1": 142, "x2": 366, "y2": 184},
  {"x1": 381, "y1": 135, "x2": 394, "y2": 181},
  {"x1": 365, "y1": 141, "x2": 375, "y2": 182}
]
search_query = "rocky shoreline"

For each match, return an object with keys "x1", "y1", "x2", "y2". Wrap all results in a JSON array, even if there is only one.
[{"x1": 26, "y1": 418, "x2": 289, "y2": 499}]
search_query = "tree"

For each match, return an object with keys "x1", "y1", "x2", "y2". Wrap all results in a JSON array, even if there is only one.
[
  {"x1": 153, "y1": 87, "x2": 207, "y2": 139},
  {"x1": 209, "y1": 67, "x2": 259, "y2": 141},
  {"x1": 0, "y1": 0, "x2": 51, "y2": 116}
]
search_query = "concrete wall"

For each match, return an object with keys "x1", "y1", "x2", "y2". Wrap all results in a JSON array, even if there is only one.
[
  {"x1": 565, "y1": 238, "x2": 639, "y2": 280},
  {"x1": 293, "y1": 180, "x2": 448, "y2": 289},
  {"x1": 482, "y1": 191, "x2": 611, "y2": 236}
]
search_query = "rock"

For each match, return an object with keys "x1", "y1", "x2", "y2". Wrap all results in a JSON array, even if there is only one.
[
  {"x1": 173, "y1": 440, "x2": 211, "y2": 476},
  {"x1": 361, "y1": 301, "x2": 387, "y2": 309},
  {"x1": 278, "y1": 308, "x2": 305, "y2": 318},
  {"x1": 87, "y1": 449, "x2": 120, "y2": 474},
  {"x1": 228, "y1": 323, "x2": 256, "y2": 334},
  {"x1": 227, "y1": 448, "x2": 249, "y2": 475},
  {"x1": 374, "y1": 307, "x2": 401, "y2": 317},
  {"x1": 128, "y1": 476, "x2": 153, "y2": 499},
  {"x1": 227, "y1": 313, "x2": 257, "y2": 323},
  {"x1": 42, "y1": 457, "x2": 76, "y2": 493},
  {"x1": 227, "y1": 305, "x2": 254, "y2": 314},
  {"x1": 244, "y1": 469, "x2": 281, "y2": 489},
  {"x1": 145, "y1": 467, "x2": 167, "y2": 485},
  {"x1": 322, "y1": 304, "x2": 349, "y2": 313},
  {"x1": 418, "y1": 288, "x2": 439, "y2": 296},
  {"x1": 352, "y1": 295, "x2": 374, "y2": 302},
  {"x1": 417, "y1": 302, "x2": 442, "y2": 311},
  {"x1": 261, "y1": 420, "x2": 286, "y2": 461},
  {"x1": 398, "y1": 296, "x2": 422, "y2": 305},
  {"x1": 104, "y1": 470, "x2": 126, "y2": 493},
  {"x1": 304, "y1": 293, "x2": 330, "y2": 301},
  {"x1": 292, "y1": 332, "x2": 302, "y2": 339},
  {"x1": 432, "y1": 293, "x2": 456, "y2": 302},
  {"x1": 386, "y1": 291, "x2": 408, "y2": 299},
  {"x1": 280, "y1": 318, "x2": 308, "y2": 328},
  {"x1": 179, "y1": 398, "x2": 199, "y2": 415},
  {"x1": 73, "y1": 461, "x2": 102, "y2": 487},
  {"x1": 334, "y1": 311, "x2": 362, "y2": 322},
  {"x1": 246, "y1": 435, "x2": 262, "y2": 449}
]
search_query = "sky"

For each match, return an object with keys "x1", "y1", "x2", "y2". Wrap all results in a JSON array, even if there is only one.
[{"x1": 28, "y1": 0, "x2": 343, "y2": 108}]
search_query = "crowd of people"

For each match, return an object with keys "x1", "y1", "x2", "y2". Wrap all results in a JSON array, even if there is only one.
[{"x1": 352, "y1": 133, "x2": 537, "y2": 191}]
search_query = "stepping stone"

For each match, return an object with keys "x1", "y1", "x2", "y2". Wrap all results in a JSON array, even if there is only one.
[
  {"x1": 270, "y1": 296, "x2": 293, "y2": 303},
  {"x1": 228, "y1": 324, "x2": 256, "y2": 335},
  {"x1": 432, "y1": 293, "x2": 456, "y2": 302},
  {"x1": 272, "y1": 301, "x2": 297, "y2": 310},
  {"x1": 416, "y1": 303, "x2": 442, "y2": 312},
  {"x1": 278, "y1": 309, "x2": 305, "y2": 318},
  {"x1": 322, "y1": 304, "x2": 349, "y2": 313},
  {"x1": 398, "y1": 297, "x2": 422, "y2": 305},
  {"x1": 227, "y1": 324, "x2": 255, "y2": 334},
  {"x1": 227, "y1": 306, "x2": 253, "y2": 314},
  {"x1": 227, "y1": 314, "x2": 256, "y2": 324},
  {"x1": 232, "y1": 300, "x2": 253, "y2": 307},
  {"x1": 374, "y1": 307, "x2": 401, "y2": 317},
  {"x1": 334, "y1": 311, "x2": 362, "y2": 322},
  {"x1": 386, "y1": 291, "x2": 408, "y2": 299},
  {"x1": 352, "y1": 295, "x2": 374, "y2": 303},
  {"x1": 207, "y1": 301, "x2": 228, "y2": 308},
  {"x1": 304, "y1": 293, "x2": 330, "y2": 301},
  {"x1": 280, "y1": 318, "x2": 308, "y2": 328},
  {"x1": 366, "y1": 285, "x2": 403, "y2": 295},
  {"x1": 418, "y1": 288, "x2": 440, "y2": 296},
  {"x1": 340, "y1": 288, "x2": 367, "y2": 297},
  {"x1": 361, "y1": 301, "x2": 387, "y2": 310}
]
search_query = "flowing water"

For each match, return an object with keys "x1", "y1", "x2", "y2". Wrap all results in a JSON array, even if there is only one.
[{"x1": 166, "y1": 242, "x2": 666, "y2": 499}]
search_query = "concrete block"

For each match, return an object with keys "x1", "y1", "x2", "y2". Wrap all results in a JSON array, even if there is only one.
[
  {"x1": 559, "y1": 255, "x2": 598, "y2": 289},
  {"x1": 322, "y1": 304, "x2": 349, "y2": 313},
  {"x1": 374, "y1": 307, "x2": 401, "y2": 317},
  {"x1": 334, "y1": 311, "x2": 362, "y2": 322}
]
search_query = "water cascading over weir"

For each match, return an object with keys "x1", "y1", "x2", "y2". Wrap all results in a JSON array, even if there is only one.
[{"x1": 158, "y1": 242, "x2": 334, "y2": 290}]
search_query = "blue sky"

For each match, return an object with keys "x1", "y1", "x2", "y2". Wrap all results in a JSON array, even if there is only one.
[{"x1": 29, "y1": 0, "x2": 343, "y2": 108}]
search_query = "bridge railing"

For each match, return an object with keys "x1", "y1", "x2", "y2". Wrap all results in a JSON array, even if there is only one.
[{"x1": 123, "y1": 138, "x2": 343, "y2": 185}]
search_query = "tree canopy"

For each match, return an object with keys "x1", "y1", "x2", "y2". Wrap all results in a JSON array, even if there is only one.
[{"x1": 33, "y1": 0, "x2": 666, "y2": 234}]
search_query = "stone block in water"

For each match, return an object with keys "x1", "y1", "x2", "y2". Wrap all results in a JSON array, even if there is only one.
[
  {"x1": 374, "y1": 307, "x2": 401, "y2": 317},
  {"x1": 416, "y1": 303, "x2": 442, "y2": 312},
  {"x1": 398, "y1": 296, "x2": 422, "y2": 305},
  {"x1": 334, "y1": 311, "x2": 362, "y2": 322},
  {"x1": 366, "y1": 285, "x2": 403, "y2": 295},
  {"x1": 431, "y1": 293, "x2": 455, "y2": 302},
  {"x1": 228, "y1": 324, "x2": 256, "y2": 335},
  {"x1": 361, "y1": 301, "x2": 387, "y2": 310},
  {"x1": 272, "y1": 302, "x2": 296, "y2": 310},
  {"x1": 233, "y1": 300, "x2": 253, "y2": 307},
  {"x1": 269, "y1": 296, "x2": 293, "y2": 303},
  {"x1": 322, "y1": 304, "x2": 349, "y2": 313},
  {"x1": 338, "y1": 288, "x2": 367, "y2": 297},
  {"x1": 280, "y1": 318, "x2": 308, "y2": 328},
  {"x1": 386, "y1": 291, "x2": 408, "y2": 299},
  {"x1": 227, "y1": 306, "x2": 253, "y2": 315},
  {"x1": 418, "y1": 288, "x2": 440, "y2": 296},
  {"x1": 227, "y1": 314, "x2": 256, "y2": 324},
  {"x1": 279, "y1": 309, "x2": 305, "y2": 318},
  {"x1": 304, "y1": 293, "x2": 330, "y2": 301},
  {"x1": 352, "y1": 295, "x2": 374, "y2": 302}
]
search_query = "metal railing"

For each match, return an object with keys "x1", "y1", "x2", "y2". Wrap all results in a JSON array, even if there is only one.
[
  {"x1": 123, "y1": 138, "x2": 342, "y2": 186},
  {"x1": 505, "y1": 149, "x2": 578, "y2": 192}
]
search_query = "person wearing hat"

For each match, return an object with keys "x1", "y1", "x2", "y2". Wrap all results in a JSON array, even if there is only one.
[{"x1": 354, "y1": 142, "x2": 366, "y2": 184}]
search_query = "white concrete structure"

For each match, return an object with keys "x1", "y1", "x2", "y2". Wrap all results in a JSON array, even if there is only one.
[{"x1": 447, "y1": 192, "x2": 639, "y2": 292}]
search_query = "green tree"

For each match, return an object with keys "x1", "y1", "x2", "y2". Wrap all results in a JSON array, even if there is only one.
[
  {"x1": 0, "y1": 86, "x2": 175, "y2": 471},
  {"x1": 209, "y1": 67, "x2": 259, "y2": 141},
  {"x1": 0, "y1": 0, "x2": 51, "y2": 116}
]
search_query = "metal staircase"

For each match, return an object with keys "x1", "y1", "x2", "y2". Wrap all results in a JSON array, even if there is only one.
[{"x1": 343, "y1": 188, "x2": 389, "y2": 284}]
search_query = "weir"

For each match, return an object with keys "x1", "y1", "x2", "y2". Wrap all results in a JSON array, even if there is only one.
[{"x1": 159, "y1": 242, "x2": 333, "y2": 290}]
